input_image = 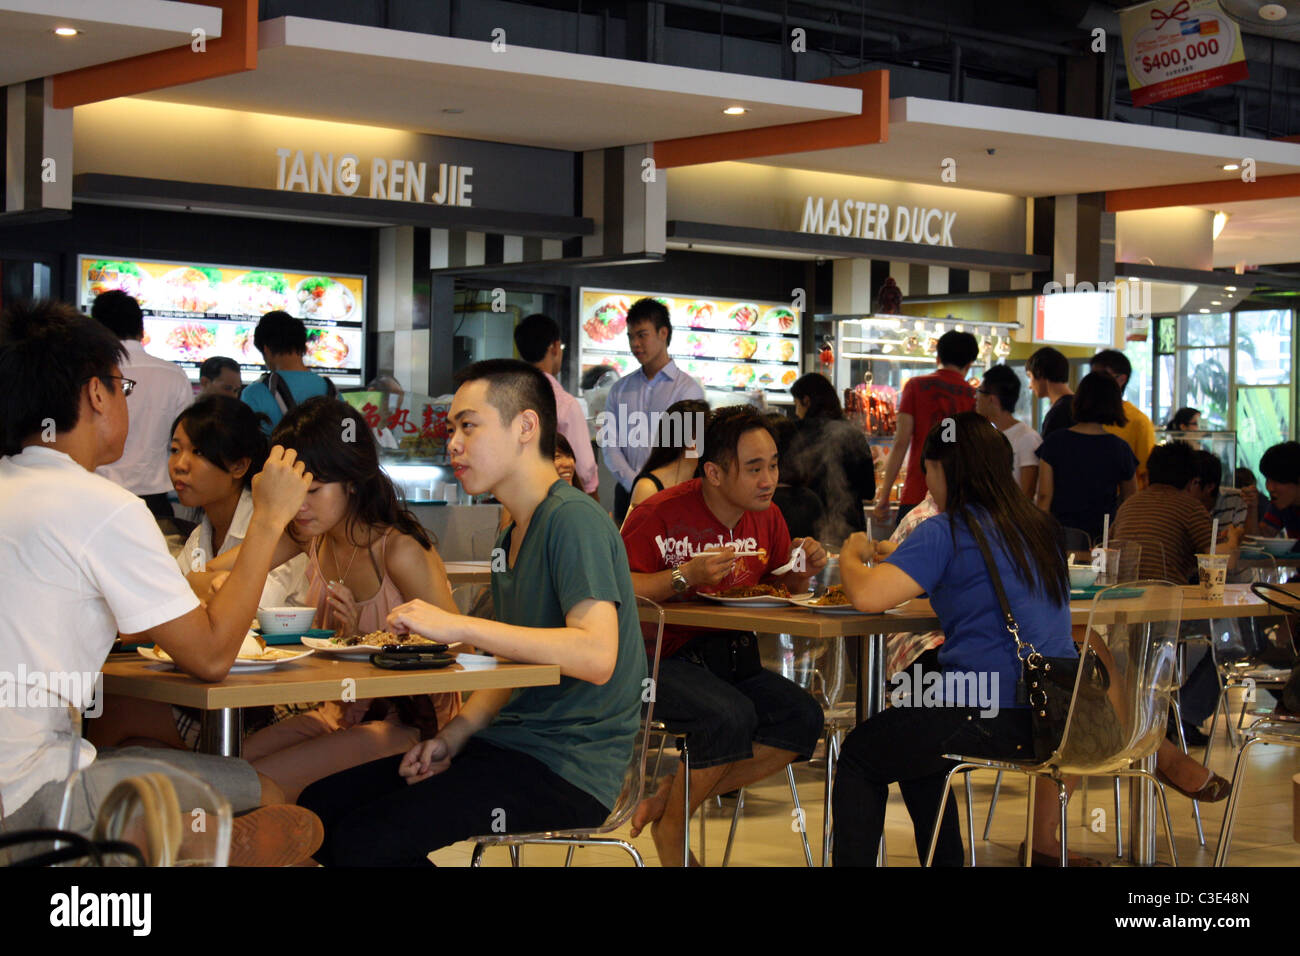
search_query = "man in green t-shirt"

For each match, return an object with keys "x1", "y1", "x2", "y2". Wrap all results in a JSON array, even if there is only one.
[{"x1": 299, "y1": 359, "x2": 646, "y2": 866}]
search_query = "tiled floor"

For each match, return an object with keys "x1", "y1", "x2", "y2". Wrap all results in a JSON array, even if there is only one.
[{"x1": 432, "y1": 687, "x2": 1300, "y2": 867}]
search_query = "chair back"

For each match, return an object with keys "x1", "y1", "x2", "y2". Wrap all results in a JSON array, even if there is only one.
[
  {"x1": 1105, "y1": 539, "x2": 1143, "y2": 584},
  {"x1": 1051, "y1": 581, "x2": 1183, "y2": 775},
  {"x1": 763, "y1": 634, "x2": 845, "y2": 713},
  {"x1": 451, "y1": 582, "x2": 493, "y2": 619},
  {"x1": 1061, "y1": 527, "x2": 1092, "y2": 554},
  {"x1": 57, "y1": 756, "x2": 233, "y2": 866},
  {"x1": 599, "y1": 596, "x2": 665, "y2": 830}
]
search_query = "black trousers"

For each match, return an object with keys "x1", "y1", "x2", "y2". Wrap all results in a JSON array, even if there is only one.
[
  {"x1": 298, "y1": 739, "x2": 610, "y2": 866},
  {"x1": 832, "y1": 704, "x2": 1034, "y2": 866}
]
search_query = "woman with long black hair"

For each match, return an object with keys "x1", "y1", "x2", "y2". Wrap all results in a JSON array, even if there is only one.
[
  {"x1": 620, "y1": 398, "x2": 709, "y2": 525},
  {"x1": 787, "y1": 372, "x2": 875, "y2": 544},
  {"x1": 831, "y1": 412, "x2": 1076, "y2": 866}
]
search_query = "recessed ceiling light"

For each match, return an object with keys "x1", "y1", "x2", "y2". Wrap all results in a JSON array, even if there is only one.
[
  {"x1": 1199, "y1": 308, "x2": 1211, "y2": 313},
  {"x1": 1222, "y1": 163, "x2": 1240, "y2": 171},
  {"x1": 1211, "y1": 300, "x2": 1223, "y2": 305},
  {"x1": 722, "y1": 106, "x2": 748, "y2": 115},
  {"x1": 441, "y1": 108, "x2": 463, "y2": 114},
  {"x1": 1225, "y1": 286, "x2": 1237, "y2": 291},
  {"x1": 53, "y1": 26, "x2": 78, "y2": 37}
]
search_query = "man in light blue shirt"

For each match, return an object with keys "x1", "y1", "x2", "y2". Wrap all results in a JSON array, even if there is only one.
[
  {"x1": 240, "y1": 310, "x2": 335, "y2": 434},
  {"x1": 601, "y1": 298, "x2": 704, "y2": 523}
]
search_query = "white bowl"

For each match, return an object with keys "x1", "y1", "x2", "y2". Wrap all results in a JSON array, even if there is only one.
[
  {"x1": 257, "y1": 606, "x2": 316, "y2": 634},
  {"x1": 1068, "y1": 566, "x2": 1099, "y2": 588}
]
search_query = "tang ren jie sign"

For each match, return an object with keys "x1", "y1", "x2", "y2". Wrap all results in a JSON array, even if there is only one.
[
  {"x1": 799, "y1": 196, "x2": 957, "y2": 247},
  {"x1": 274, "y1": 149, "x2": 474, "y2": 206}
]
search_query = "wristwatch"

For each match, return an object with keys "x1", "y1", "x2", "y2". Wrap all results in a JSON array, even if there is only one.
[{"x1": 670, "y1": 566, "x2": 690, "y2": 594}]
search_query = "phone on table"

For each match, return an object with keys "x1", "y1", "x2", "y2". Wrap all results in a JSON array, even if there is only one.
[
  {"x1": 381, "y1": 642, "x2": 449, "y2": 654},
  {"x1": 371, "y1": 651, "x2": 455, "y2": 670}
]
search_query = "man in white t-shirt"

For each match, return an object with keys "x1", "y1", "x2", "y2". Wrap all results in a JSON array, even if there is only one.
[
  {"x1": 90, "y1": 290, "x2": 195, "y2": 520},
  {"x1": 0, "y1": 300, "x2": 320, "y2": 864},
  {"x1": 976, "y1": 364, "x2": 1041, "y2": 499}
]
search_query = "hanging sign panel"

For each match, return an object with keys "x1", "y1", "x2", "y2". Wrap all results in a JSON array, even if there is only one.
[{"x1": 1120, "y1": 0, "x2": 1248, "y2": 107}]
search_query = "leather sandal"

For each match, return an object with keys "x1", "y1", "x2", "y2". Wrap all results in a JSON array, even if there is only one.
[
  {"x1": 1017, "y1": 841, "x2": 1103, "y2": 867},
  {"x1": 1154, "y1": 767, "x2": 1232, "y2": 803}
]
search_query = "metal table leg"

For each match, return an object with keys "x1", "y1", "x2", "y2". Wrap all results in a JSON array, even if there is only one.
[
  {"x1": 199, "y1": 708, "x2": 243, "y2": 757},
  {"x1": 1127, "y1": 753, "x2": 1158, "y2": 865}
]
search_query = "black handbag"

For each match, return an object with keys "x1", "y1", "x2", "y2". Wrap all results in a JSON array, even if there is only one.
[{"x1": 969, "y1": 521, "x2": 1119, "y2": 764}]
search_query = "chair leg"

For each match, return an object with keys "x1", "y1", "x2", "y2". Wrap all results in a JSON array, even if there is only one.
[
  {"x1": 564, "y1": 845, "x2": 575, "y2": 867},
  {"x1": 1079, "y1": 776, "x2": 1089, "y2": 829},
  {"x1": 924, "y1": 764, "x2": 972, "y2": 866},
  {"x1": 721, "y1": 789, "x2": 743, "y2": 867},
  {"x1": 1136, "y1": 769, "x2": 1180, "y2": 868},
  {"x1": 1113, "y1": 777, "x2": 1123, "y2": 858},
  {"x1": 1221, "y1": 686, "x2": 1238, "y2": 749},
  {"x1": 680, "y1": 739, "x2": 691, "y2": 868},
  {"x1": 1023, "y1": 773, "x2": 1037, "y2": 867},
  {"x1": 508, "y1": 845, "x2": 520, "y2": 867},
  {"x1": 982, "y1": 771, "x2": 1002, "y2": 841},
  {"x1": 470, "y1": 842, "x2": 486, "y2": 867},
  {"x1": 1057, "y1": 778, "x2": 1070, "y2": 867},
  {"x1": 822, "y1": 726, "x2": 836, "y2": 867},
  {"x1": 1205, "y1": 685, "x2": 1221, "y2": 767},
  {"x1": 651, "y1": 734, "x2": 667, "y2": 781},
  {"x1": 963, "y1": 773, "x2": 976, "y2": 867},
  {"x1": 787, "y1": 764, "x2": 814, "y2": 867},
  {"x1": 1214, "y1": 737, "x2": 1261, "y2": 866},
  {"x1": 1170, "y1": 695, "x2": 1206, "y2": 846}
]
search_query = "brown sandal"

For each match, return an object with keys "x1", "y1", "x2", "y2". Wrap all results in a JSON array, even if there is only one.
[{"x1": 1155, "y1": 767, "x2": 1232, "y2": 803}]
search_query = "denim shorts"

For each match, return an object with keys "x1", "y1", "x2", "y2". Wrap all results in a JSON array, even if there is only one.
[{"x1": 653, "y1": 651, "x2": 824, "y2": 769}]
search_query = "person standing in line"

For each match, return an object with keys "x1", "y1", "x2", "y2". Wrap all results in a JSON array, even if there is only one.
[
  {"x1": 241, "y1": 310, "x2": 336, "y2": 435},
  {"x1": 872, "y1": 330, "x2": 978, "y2": 525},
  {"x1": 91, "y1": 290, "x2": 195, "y2": 521},
  {"x1": 198, "y1": 355, "x2": 244, "y2": 399},
  {"x1": 513, "y1": 313, "x2": 599, "y2": 498},
  {"x1": 1090, "y1": 349, "x2": 1156, "y2": 487},
  {"x1": 1026, "y1": 346, "x2": 1075, "y2": 437},
  {"x1": 788, "y1": 372, "x2": 875, "y2": 544},
  {"x1": 975, "y1": 364, "x2": 1041, "y2": 498},
  {"x1": 602, "y1": 298, "x2": 704, "y2": 525}
]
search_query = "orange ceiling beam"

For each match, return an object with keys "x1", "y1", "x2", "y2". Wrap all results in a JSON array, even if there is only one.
[
  {"x1": 1107, "y1": 173, "x2": 1300, "y2": 212},
  {"x1": 51, "y1": 0, "x2": 256, "y2": 109},
  {"x1": 653, "y1": 69, "x2": 889, "y2": 169}
]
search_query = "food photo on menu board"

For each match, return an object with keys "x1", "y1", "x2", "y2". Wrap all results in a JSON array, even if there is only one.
[
  {"x1": 577, "y1": 288, "x2": 801, "y2": 395},
  {"x1": 79, "y1": 257, "x2": 366, "y2": 383}
]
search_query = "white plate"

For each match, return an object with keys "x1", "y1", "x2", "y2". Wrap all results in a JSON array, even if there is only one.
[
  {"x1": 786, "y1": 595, "x2": 862, "y2": 614},
  {"x1": 455, "y1": 652, "x2": 497, "y2": 669},
  {"x1": 699, "y1": 592, "x2": 791, "y2": 608},
  {"x1": 301, "y1": 636, "x2": 448, "y2": 657},
  {"x1": 137, "y1": 645, "x2": 313, "y2": 672}
]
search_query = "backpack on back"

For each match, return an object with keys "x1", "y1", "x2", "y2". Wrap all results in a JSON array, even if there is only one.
[{"x1": 260, "y1": 370, "x2": 337, "y2": 416}]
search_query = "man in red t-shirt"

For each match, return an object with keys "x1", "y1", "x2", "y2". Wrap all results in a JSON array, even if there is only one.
[
  {"x1": 873, "y1": 330, "x2": 978, "y2": 524},
  {"x1": 621, "y1": 405, "x2": 826, "y2": 866}
]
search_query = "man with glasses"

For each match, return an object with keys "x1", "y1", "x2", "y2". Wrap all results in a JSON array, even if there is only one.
[{"x1": 91, "y1": 290, "x2": 194, "y2": 520}]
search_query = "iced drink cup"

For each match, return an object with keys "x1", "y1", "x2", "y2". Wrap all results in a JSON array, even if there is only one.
[{"x1": 1196, "y1": 554, "x2": 1228, "y2": 602}]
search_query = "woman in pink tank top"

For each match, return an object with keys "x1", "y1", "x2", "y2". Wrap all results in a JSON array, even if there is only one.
[{"x1": 214, "y1": 398, "x2": 462, "y2": 802}]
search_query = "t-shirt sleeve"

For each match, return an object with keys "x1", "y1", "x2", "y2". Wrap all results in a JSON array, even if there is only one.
[
  {"x1": 762, "y1": 505, "x2": 794, "y2": 577},
  {"x1": 885, "y1": 515, "x2": 954, "y2": 594},
  {"x1": 83, "y1": 498, "x2": 201, "y2": 635},
  {"x1": 898, "y1": 378, "x2": 917, "y2": 417},
  {"x1": 620, "y1": 502, "x2": 670, "y2": 573},
  {"x1": 241, "y1": 384, "x2": 276, "y2": 434},
  {"x1": 1116, "y1": 440, "x2": 1138, "y2": 481},
  {"x1": 546, "y1": 501, "x2": 626, "y2": 614},
  {"x1": 1035, "y1": 432, "x2": 1058, "y2": 465}
]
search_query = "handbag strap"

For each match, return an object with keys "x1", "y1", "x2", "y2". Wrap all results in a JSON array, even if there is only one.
[{"x1": 967, "y1": 516, "x2": 1042, "y2": 667}]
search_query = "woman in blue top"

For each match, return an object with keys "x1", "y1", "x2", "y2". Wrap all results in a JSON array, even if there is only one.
[{"x1": 833, "y1": 412, "x2": 1076, "y2": 866}]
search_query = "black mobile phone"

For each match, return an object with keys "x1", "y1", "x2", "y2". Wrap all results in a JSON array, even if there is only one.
[
  {"x1": 381, "y1": 642, "x2": 449, "y2": 654},
  {"x1": 370, "y1": 651, "x2": 455, "y2": 670}
]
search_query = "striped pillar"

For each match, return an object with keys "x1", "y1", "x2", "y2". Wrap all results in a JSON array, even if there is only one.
[{"x1": 2, "y1": 78, "x2": 71, "y2": 216}]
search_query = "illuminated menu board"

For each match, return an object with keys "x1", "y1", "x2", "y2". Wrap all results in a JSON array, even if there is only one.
[
  {"x1": 578, "y1": 288, "x2": 802, "y2": 397},
  {"x1": 77, "y1": 256, "x2": 366, "y2": 385}
]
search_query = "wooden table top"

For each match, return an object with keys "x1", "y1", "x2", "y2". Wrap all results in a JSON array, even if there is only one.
[
  {"x1": 636, "y1": 583, "x2": 1290, "y2": 637},
  {"x1": 101, "y1": 653, "x2": 559, "y2": 710},
  {"x1": 444, "y1": 560, "x2": 492, "y2": 584}
]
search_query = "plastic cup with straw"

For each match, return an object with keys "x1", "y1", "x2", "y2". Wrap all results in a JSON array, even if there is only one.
[{"x1": 1199, "y1": 518, "x2": 1226, "y2": 600}]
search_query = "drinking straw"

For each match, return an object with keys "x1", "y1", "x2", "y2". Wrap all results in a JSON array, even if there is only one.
[
  {"x1": 866, "y1": 516, "x2": 873, "y2": 542},
  {"x1": 1210, "y1": 518, "x2": 1219, "y2": 555},
  {"x1": 1102, "y1": 513, "x2": 1110, "y2": 551}
]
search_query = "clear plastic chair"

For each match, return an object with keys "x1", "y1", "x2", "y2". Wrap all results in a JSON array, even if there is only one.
[
  {"x1": 451, "y1": 582, "x2": 493, "y2": 620},
  {"x1": 1214, "y1": 710, "x2": 1300, "y2": 865},
  {"x1": 1061, "y1": 527, "x2": 1093, "y2": 555},
  {"x1": 56, "y1": 756, "x2": 233, "y2": 866},
  {"x1": 467, "y1": 595, "x2": 663, "y2": 867},
  {"x1": 928, "y1": 582, "x2": 1185, "y2": 867}
]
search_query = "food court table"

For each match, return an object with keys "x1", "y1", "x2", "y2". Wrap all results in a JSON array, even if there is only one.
[
  {"x1": 639, "y1": 583, "x2": 1289, "y2": 865},
  {"x1": 445, "y1": 560, "x2": 492, "y2": 586},
  {"x1": 101, "y1": 653, "x2": 560, "y2": 757}
]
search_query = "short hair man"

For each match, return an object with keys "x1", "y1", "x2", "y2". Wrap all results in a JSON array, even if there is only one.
[
  {"x1": 1090, "y1": 349, "x2": 1156, "y2": 487},
  {"x1": 1026, "y1": 346, "x2": 1074, "y2": 437},
  {"x1": 241, "y1": 310, "x2": 335, "y2": 434},
  {"x1": 513, "y1": 313, "x2": 599, "y2": 496},
  {"x1": 602, "y1": 298, "x2": 704, "y2": 524},
  {"x1": 620, "y1": 405, "x2": 828, "y2": 865},
  {"x1": 874, "y1": 330, "x2": 978, "y2": 524},
  {"x1": 1189, "y1": 449, "x2": 1249, "y2": 536},
  {"x1": 198, "y1": 355, "x2": 243, "y2": 398},
  {"x1": 0, "y1": 300, "x2": 319, "y2": 862},
  {"x1": 90, "y1": 290, "x2": 195, "y2": 519},
  {"x1": 298, "y1": 359, "x2": 647, "y2": 866},
  {"x1": 1111, "y1": 442, "x2": 1240, "y2": 583},
  {"x1": 1259, "y1": 441, "x2": 1300, "y2": 545},
  {"x1": 975, "y1": 363, "x2": 1040, "y2": 498}
]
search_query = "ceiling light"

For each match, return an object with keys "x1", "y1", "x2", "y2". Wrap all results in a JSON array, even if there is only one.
[
  {"x1": 1199, "y1": 308, "x2": 1211, "y2": 313},
  {"x1": 1211, "y1": 300, "x2": 1223, "y2": 305},
  {"x1": 1260, "y1": 4, "x2": 1289, "y2": 21},
  {"x1": 53, "y1": 26, "x2": 78, "y2": 37},
  {"x1": 1213, "y1": 210, "x2": 1230, "y2": 240},
  {"x1": 1226, "y1": 286, "x2": 1237, "y2": 292},
  {"x1": 722, "y1": 106, "x2": 748, "y2": 115},
  {"x1": 1221, "y1": 163, "x2": 1240, "y2": 171}
]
